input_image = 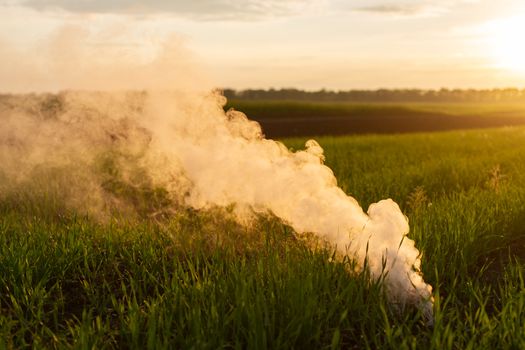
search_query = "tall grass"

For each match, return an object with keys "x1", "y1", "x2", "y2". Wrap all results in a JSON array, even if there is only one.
[{"x1": 1, "y1": 126, "x2": 525, "y2": 348}]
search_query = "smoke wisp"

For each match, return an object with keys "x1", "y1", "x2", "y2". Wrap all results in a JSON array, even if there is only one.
[
  {"x1": 0, "y1": 89, "x2": 433, "y2": 320},
  {"x1": 0, "y1": 27, "x2": 433, "y2": 321}
]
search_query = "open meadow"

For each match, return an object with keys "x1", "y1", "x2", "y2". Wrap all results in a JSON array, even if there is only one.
[{"x1": 1, "y1": 113, "x2": 524, "y2": 348}]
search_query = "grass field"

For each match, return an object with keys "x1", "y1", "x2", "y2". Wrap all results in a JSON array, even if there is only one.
[
  {"x1": 1, "y1": 123, "x2": 524, "y2": 348},
  {"x1": 225, "y1": 100, "x2": 525, "y2": 137}
]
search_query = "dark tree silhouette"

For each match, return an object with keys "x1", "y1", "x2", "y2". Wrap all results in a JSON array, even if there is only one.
[{"x1": 222, "y1": 88, "x2": 525, "y2": 103}]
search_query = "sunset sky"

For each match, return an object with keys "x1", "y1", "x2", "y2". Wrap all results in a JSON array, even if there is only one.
[{"x1": 1, "y1": 0, "x2": 525, "y2": 91}]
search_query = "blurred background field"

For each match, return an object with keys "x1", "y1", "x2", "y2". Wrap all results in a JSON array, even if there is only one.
[{"x1": 225, "y1": 99, "x2": 525, "y2": 137}]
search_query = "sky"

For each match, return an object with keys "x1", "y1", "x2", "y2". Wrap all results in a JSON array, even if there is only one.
[{"x1": 1, "y1": 0, "x2": 525, "y2": 91}]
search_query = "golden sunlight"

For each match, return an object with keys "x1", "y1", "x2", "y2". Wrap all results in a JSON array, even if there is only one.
[{"x1": 486, "y1": 16, "x2": 525, "y2": 73}]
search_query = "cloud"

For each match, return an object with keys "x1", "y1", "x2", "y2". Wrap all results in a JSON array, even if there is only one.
[
  {"x1": 353, "y1": 3, "x2": 447, "y2": 18},
  {"x1": 351, "y1": 0, "x2": 482, "y2": 18},
  {"x1": 14, "y1": 0, "x2": 318, "y2": 20}
]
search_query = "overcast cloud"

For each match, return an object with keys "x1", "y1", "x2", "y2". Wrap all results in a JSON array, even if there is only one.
[
  {"x1": 12, "y1": 0, "x2": 318, "y2": 20},
  {"x1": 353, "y1": 4, "x2": 446, "y2": 17},
  {"x1": 2, "y1": 0, "x2": 479, "y2": 20},
  {"x1": 349, "y1": 0, "x2": 479, "y2": 18}
]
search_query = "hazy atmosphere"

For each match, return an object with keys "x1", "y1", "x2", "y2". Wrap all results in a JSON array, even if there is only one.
[{"x1": 1, "y1": 0, "x2": 525, "y2": 91}]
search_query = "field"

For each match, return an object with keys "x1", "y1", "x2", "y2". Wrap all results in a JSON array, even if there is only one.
[
  {"x1": 225, "y1": 100, "x2": 525, "y2": 137},
  {"x1": 1, "y1": 113, "x2": 524, "y2": 348},
  {"x1": 0, "y1": 124, "x2": 525, "y2": 349}
]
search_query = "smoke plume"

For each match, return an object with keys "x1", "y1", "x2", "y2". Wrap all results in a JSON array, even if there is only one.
[{"x1": 0, "y1": 27, "x2": 433, "y2": 321}]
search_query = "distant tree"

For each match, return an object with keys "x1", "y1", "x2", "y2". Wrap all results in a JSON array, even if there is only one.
[{"x1": 222, "y1": 87, "x2": 525, "y2": 103}]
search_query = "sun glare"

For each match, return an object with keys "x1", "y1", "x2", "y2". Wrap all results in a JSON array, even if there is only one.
[{"x1": 486, "y1": 16, "x2": 525, "y2": 73}]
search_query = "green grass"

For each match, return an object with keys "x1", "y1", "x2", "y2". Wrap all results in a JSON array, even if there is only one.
[{"x1": 1, "y1": 126, "x2": 525, "y2": 348}]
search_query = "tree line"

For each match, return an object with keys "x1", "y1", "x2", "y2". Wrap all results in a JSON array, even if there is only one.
[{"x1": 223, "y1": 88, "x2": 525, "y2": 103}]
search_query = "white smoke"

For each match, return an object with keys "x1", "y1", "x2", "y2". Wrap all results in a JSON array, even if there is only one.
[
  {"x1": 0, "y1": 26, "x2": 433, "y2": 322},
  {"x1": 144, "y1": 91, "x2": 434, "y2": 320},
  {"x1": 0, "y1": 90, "x2": 433, "y2": 321}
]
